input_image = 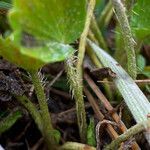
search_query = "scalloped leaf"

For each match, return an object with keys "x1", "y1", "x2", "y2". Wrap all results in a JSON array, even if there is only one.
[
  {"x1": 0, "y1": 0, "x2": 86, "y2": 70},
  {"x1": 0, "y1": 37, "x2": 74, "y2": 70},
  {"x1": 9, "y1": 0, "x2": 86, "y2": 43},
  {"x1": 0, "y1": 37, "x2": 43, "y2": 69}
]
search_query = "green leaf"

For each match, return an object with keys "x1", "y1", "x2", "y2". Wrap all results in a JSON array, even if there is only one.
[
  {"x1": 0, "y1": 37, "x2": 73, "y2": 70},
  {"x1": 87, "y1": 118, "x2": 96, "y2": 147},
  {"x1": 130, "y1": 0, "x2": 150, "y2": 40},
  {"x1": 9, "y1": 0, "x2": 86, "y2": 43},
  {"x1": 0, "y1": 110, "x2": 22, "y2": 134},
  {"x1": 0, "y1": 37, "x2": 44, "y2": 70},
  {"x1": 0, "y1": 0, "x2": 86, "y2": 70},
  {"x1": 21, "y1": 42, "x2": 74, "y2": 64},
  {"x1": 88, "y1": 39, "x2": 150, "y2": 124},
  {"x1": 137, "y1": 54, "x2": 146, "y2": 72}
]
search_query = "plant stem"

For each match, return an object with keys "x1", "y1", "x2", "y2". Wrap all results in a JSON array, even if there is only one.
[
  {"x1": 90, "y1": 16, "x2": 108, "y2": 51},
  {"x1": 65, "y1": 56, "x2": 87, "y2": 142},
  {"x1": 88, "y1": 39, "x2": 150, "y2": 145},
  {"x1": 60, "y1": 142, "x2": 96, "y2": 150},
  {"x1": 104, "y1": 119, "x2": 150, "y2": 150},
  {"x1": 88, "y1": 29, "x2": 99, "y2": 45},
  {"x1": 29, "y1": 70, "x2": 56, "y2": 148},
  {"x1": 74, "y1": 0, "x2": 95, "y2": 142},
  {"x1": 111, "y1": 0, "x2": 137, "y2": 79},
  {"x1": 77, "y1": 0, "x2": 96, "y2": 73},
  {"x1": 0, "y1": 110, "x2": 22, "y2": 134},
  {"x1": 16, "y1": 95, "x2": 43, "y2": 132},
  {"x1": 97, "y1": 0, "x2": 113, "y2": 28}
]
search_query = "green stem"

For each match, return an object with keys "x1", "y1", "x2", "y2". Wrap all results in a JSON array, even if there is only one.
[
  {"x1": 29, "y1": 70, "x2": 56, "y2": 148},
  {"x1": 97, "y1": 0, "x2": 113, "y2": 28},
  {"x1": 104, "y1": 119, "x2": 150, "y2": 150},
  {"x1": 77, "y1": 0, "x2": 96, "y2": 73},
  {"x1": 88, "y1": 29, "x2": 99, "y2": 45},
  {"x1": 75, "y1": 0, "x2": 96, "y2": 142},
  {"x1": 60, "y1": 142, "x2": 96, "y2": 150},
  {"x1": 0, "y1": 110, "x2": 22, "y2": 134},
  {"x1": 16, "y1": 95, "x2": 43, "y2": 132},
  {"x1": 90, "y1": 17, "x2": 108, "y2": 51},
  {"x1": 111, "y1": 0, "x2": 137, "y2": 79},
  {"x1": 65, "y1": 56, "x2": 87, "y2": 142}
]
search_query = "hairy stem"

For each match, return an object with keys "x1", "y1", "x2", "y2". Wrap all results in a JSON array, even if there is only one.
[
  {"x1": 111, "y1": 0, "x2": 137, "y2": 79},
  {"x1": 104, "y1": 119, "x2": 150, "y2": 150},
  {"x1": 67, "y1": 0, "x2": 96, "y2": 142},
  {"x1": 16, "y1": 95, "x2": 43, "y2": 132},
  {"x1": 0, "y1": 110, "x2": 22, "y2": 134},
  {"x1": 65, "y1": 56, "x2": 87, "y2": 142},
  {"x1": 29, "y1": 70, "x2": 56, "y2": 149}
]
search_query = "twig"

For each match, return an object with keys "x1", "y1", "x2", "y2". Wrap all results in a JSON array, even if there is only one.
[
  {"x1": 84, "y1": 72, "x2": 140, "y2": 149},
  {"x1": 104, "y1": 119, "x2": 150, "y2": 150},
  {"x1": 84, "y1": 87, "x2": 119, "y2": 140},
  {"x1": 111, "y1": 0, "x2": 137, "y2": 79},
  {"x1": 87, "y1": 39, "x2": 150, "y2": 145},
  {"x1": 49, "y1": 88, "x2": 71, "y2": 100},
  {"x1": 84, "y1": 87, "x2": 104, "y2": 120},
  {"x1": 97, "y1": 79, "x2": 150, "y2": 84},
  {"x1": 86, "y1": 41, "x2": 113, "y2": 101},
  {"x1": 48, "y1": 69, "x2": 64, "y2": 88},
  {"x1": 96, "y1": 120, "x2": 118, "y2": 150},
  {"x1": 31, "y1": 138, "x2": 44, "y2": 150}
]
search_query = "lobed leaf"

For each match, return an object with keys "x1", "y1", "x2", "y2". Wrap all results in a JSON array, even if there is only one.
[
  {"x1": 0, "y1": 37, "x2": 73, "y2": 70},
  {"x1": 9, "y1": 0, "x2": 86, "y2": 43},
  {"x1": 0, "y1": 37, "x2": 44, "y2": 70},
  {"x1": 0, "y1": 0, "x2": 86, "y2": 70}
]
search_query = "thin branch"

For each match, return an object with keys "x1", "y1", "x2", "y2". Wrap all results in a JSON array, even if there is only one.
[
  {"x1": 96, "y1": 120, "x2": 118, "y2": 150},
  {"x1": 97, "y1": 79, "x2": 150, "y2": 84},
  {"x1": 84, "y1": 72, "x2": 140, "y2": 149},
  {"x1": 48, "y1": 69, "x2": 64, "y2": 88},
  {"x1": 84, "y1": 87, "x2": 119, "y2": 140}
]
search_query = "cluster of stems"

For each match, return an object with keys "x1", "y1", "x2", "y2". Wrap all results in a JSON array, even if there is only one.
[{"x1": 16, "y1": 70, "x2": 57, "y2": 149}]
